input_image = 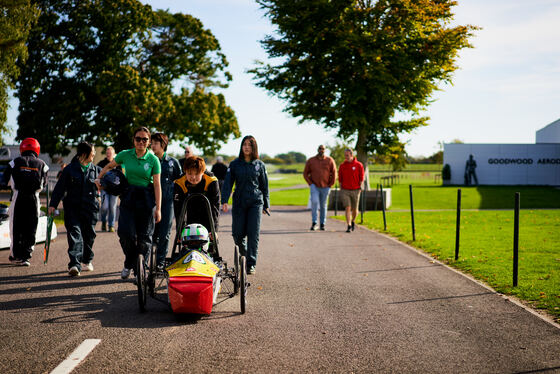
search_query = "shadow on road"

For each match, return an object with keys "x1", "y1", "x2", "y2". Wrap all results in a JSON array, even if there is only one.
[
  {"x1": 1, "y1": 271, "x2": 246, "y2": 327},
  {"x1": 387, "y1": 291, "x2": 495, "y2": 305},
  {"x1": 356, "y1": 264, "x2": 444, "y2": 273}
]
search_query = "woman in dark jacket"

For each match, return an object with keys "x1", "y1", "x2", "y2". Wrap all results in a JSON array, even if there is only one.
[
  {"x1": 221, "y1": 135, "x2": 269, "y2": 274},
  {"x1": 49, "y1": 142, "x2": 100, "y2": 277}
]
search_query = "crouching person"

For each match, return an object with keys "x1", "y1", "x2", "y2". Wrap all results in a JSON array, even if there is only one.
[
  {"x1": 49, "y1": 142, "x2": 100, "y2": 277},
  {"x1": 174, "y1": 156, "x2": 220, "y2": 258}
]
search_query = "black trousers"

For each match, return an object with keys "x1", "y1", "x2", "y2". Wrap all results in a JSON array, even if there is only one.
[
  {"x1": 117, "y1": 186, "x2": 155, "y2": 270},
  {"x1": 10, "y1": 191, "x2": 39, "y2": 261}
]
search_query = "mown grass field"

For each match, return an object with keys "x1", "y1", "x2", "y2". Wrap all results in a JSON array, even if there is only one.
[
  {"x1": 335, "y1": 209, "x2": 560, "y2": 322},
  {"x1": 389, "y1": 185, "x2": 560, "y2": 210}
]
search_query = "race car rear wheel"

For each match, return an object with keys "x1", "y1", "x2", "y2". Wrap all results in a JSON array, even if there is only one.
[
  {"x1": 240, "y1": 255, "x2": 247, "y2": 314},
  {"x1": 137, "y1": 253, "x2": 148, "y2": 312},
  {"x1": 148, "y1": 245, "x2": 156, "y2": 297},
  {"x1": 234, "y1": 245, "x2": 240, "y2": 294}
]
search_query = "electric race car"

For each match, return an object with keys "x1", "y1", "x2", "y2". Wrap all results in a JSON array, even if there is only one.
[{"x1": 136, "y1": 193, "x2": 248, "y2": 315}]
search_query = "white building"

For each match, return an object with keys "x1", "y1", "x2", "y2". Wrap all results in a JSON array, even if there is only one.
[
  {"x1": 536, "y1": 118, "x2": 560, "y2": 144},
  {"x1": 443, "y1": 119, "x2": 560, "y2": 186}
]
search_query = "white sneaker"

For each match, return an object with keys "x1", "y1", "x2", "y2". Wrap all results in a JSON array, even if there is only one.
[
  {"x1": 121, "y1": 267, "x2": 131, "y2": 279},
  {"x1": 82, "y1": 263, "x2": 94, "y2": 272},
  {"x1": 69, "y1": 266, "x2": 80, "y2": 277}
]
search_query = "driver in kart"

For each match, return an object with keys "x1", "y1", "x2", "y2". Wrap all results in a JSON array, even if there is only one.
[{"x1": 173, "y1": 156, "x2": 220, "y2": 243}]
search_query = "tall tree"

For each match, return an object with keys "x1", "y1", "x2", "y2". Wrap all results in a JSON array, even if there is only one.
[
  {"x1": 251, "y1": 0, "x2": 477, "y2": 186},
  {"x1": 16, "y1": 0, "x2": 239, "y2": 155},
  {"x1": 0, "y1": 0, "x2": 39, "y2": 144}
]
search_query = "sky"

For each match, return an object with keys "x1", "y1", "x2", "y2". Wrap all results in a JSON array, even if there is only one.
[{"x1": 5, "y1": 0, "x2": 560, "y2": 158}]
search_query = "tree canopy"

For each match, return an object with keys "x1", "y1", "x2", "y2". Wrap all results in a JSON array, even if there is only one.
[
  {"x1": 15, "y1": 0, "x2": 239, "y2": 155},
  {"x1": 250, "y1": 0, "x2": 477, "y2": 181},
  {"x1": 0, "y1": 0, "x2": 40, "y2": 144}
]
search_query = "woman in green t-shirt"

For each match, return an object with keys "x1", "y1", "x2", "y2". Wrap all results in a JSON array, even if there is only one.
[{"x1": 96, "y1": 127, "x2": 162, "y2": 279}]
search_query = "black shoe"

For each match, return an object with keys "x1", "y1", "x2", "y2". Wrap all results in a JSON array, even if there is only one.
[
  {"x1": 101, "y1": 223, "x2": 107, "y2": 232},
  {"x1": 310, "y1": 223, "x2": 317, "y2": 231},
  {"x1": 346, "y1": 226, "x2": 352, "y2": 233},
  {"x1": 351, "y1": 221, "x2": 355, "y2": 231},
  {"x1": 320, "y1": 224, "x2": 325, "y2": 231}
]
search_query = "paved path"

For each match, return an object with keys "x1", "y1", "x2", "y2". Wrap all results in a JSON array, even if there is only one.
[{"x1": 1, "y1": 206, "x2": 559, "y2": 373}]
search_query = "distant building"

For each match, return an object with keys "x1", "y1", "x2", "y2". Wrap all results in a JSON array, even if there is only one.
[
  {"x1": 443, "y1": 119, "x2": 560, "y2": 186},
  {"x1": 536, "y1": 118, "x2": 560, "y2": 144}
]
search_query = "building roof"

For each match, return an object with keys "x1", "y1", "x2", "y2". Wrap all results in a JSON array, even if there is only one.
[{"x1": 536, "y1": 118, "x2": 560, "y2": 144}]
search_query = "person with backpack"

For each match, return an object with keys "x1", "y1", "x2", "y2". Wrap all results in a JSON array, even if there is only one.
[
  {"x1": 48, "y1": 142, "x2": 100, "y2": 276},
  {"x1": 2, "y1": 138, "x2": 49, "y2": 266}
]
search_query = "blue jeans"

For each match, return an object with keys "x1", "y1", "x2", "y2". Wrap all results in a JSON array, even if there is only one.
[
  {"x1": 64, "y1": 210, "x2": 97, "y2": 271},
  {"x1": 232, "y1": 201, "x2": 262, "y2": 268},
  {"x1": 310, "y1": 184, "x2": 330, "y2": 225},
  {"x1": 100, "y1": 191, "x2": 118, "y2": 228}
]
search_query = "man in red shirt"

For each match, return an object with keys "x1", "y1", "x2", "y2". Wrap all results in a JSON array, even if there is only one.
[
  {"x1": 338, "y1": 148, "x2": 364, "y2": 233},
  {"x1": 303, "y1": 145, "x2": 337, "y2": 230}
]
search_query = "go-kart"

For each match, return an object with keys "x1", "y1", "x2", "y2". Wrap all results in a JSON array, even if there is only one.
[{"x1": 135, "y1": 193, "x2": 248, "y2": 315}]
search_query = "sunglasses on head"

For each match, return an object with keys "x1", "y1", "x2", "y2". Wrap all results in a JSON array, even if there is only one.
[{"x1": 134, "y1": 137, "x2": 149, "y2": 143}]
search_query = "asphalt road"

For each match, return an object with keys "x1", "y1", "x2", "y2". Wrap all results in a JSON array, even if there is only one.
[{"x1": 1, "y1": 206, "x2": 559, "y2": 374}]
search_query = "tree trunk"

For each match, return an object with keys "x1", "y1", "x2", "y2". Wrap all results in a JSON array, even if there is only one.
[{"x1": 355, "y1": 129, "x2": 369, "y2": 190}]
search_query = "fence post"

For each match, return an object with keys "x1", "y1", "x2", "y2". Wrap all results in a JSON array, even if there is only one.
[
  {"x1": 513, "y1": 192, "x2": 520, "y2": 287},
  {"x1": 374, "y1": 184, "x2": 379, "y2": 211},
  {"x1": 380, "y1": 184, "x2": 387, "y2": 231},
  {"x1": 360, "y1": 182, "x2": 367, "y2": 224},
  {"x1": 409, "y1": 184, "x2": 416, "y2": 241},
  {"x1": 455, "y1": 189, "x2": 461, "y2": 261},
  {"x1": 334, "y1": 183, "x2": 338, "y2": 216}
]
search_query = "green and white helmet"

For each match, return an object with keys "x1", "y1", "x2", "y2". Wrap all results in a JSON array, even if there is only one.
[{"x1": 182, "y1": 223, "x2": 209, "y2": 251}]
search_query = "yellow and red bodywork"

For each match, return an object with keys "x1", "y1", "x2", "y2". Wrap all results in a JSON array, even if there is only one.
[{"x1": 166, "y1": 250, "x2": 221, "y2": 314}]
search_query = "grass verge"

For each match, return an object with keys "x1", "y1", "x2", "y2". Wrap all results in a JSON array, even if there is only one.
[{"x1": 333, "y1": 210, "x2": 560, "y2": 322}]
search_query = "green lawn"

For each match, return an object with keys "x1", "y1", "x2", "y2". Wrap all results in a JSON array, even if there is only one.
[
  {"x1": 387, "y1": 185, "x2": 560, "y2": 210},
  {"x1": 269, "y1": 173, "x2": 306, "y2": 189},
  {"x1": 334, "y1": 209, "x2": 560, "y2": 321},
  {"x1": 270, "y1": 188, "x2": 309, "y2": 205}
]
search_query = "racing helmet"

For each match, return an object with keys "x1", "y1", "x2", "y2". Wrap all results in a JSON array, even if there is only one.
[
  {"x1": 182, "y1": 223, "x2": 209, "y2": 251},
  {"x1": 20, "y1": 138, "x2": 40, "y2": 155},
  {"x1": 100, "y1": 168, "x2": 129, "y2": 196},
  {"x1": 0, "y1": 204, "x2": 8, "y2": 223}
]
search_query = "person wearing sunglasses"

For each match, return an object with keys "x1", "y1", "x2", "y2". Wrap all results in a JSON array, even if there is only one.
[{"x1": 95, "y1": 127, "x2": 162, "y2": 279}]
